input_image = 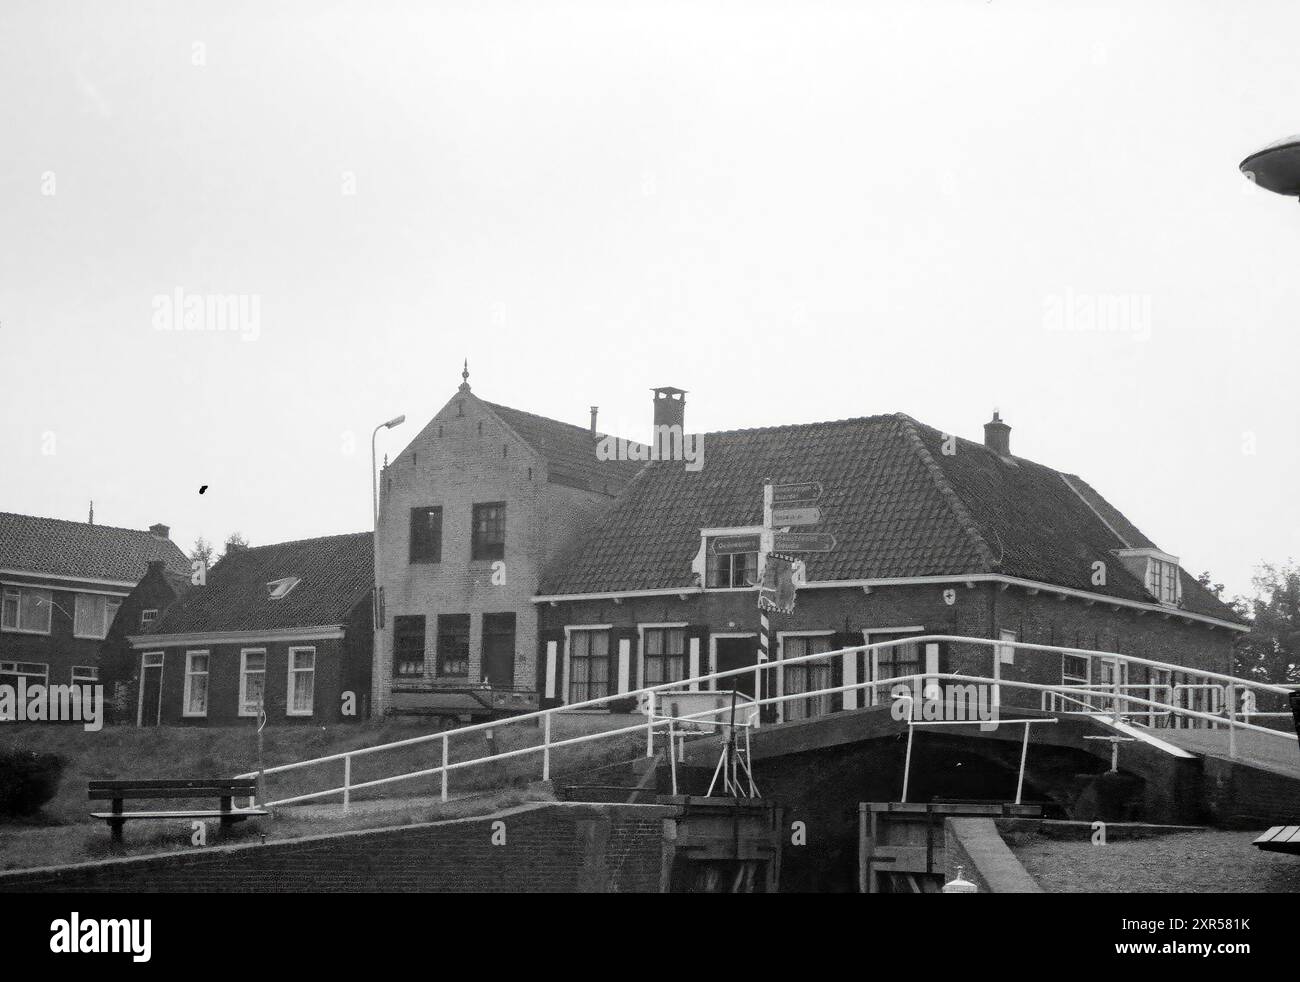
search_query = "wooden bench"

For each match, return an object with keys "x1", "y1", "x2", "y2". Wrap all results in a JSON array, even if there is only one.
[
  {"x1": 89, "y1": 779, "x2": 269, "y2": 843},
  {"x1": 1254, "y1": 825, "x2": 1300, "y2": 856}
]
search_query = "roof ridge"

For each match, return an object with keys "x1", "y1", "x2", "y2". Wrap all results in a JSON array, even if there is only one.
[
  {"x1": 894, "y1": 413, "x2": 1001, "y2": 570},
  {"x1": 232, "y1": 530, "x2": 372, "y2": 555},
  {"x1": 696, "y1": 412, "x2": 899, "y2": 441},
  {"x1": 0, "y1": 511, "x2": 169, "y2": 538}
]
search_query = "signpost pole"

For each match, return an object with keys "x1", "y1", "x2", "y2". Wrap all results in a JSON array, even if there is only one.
[{"x1": 758, "y1": 480, "x2": 774, "y2": 724}]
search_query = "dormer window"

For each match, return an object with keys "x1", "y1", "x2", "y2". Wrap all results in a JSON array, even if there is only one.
[
  {"x1": 1114, "y1": 549, "x2": 1182, "y2": 606},
  {"x1": 267, "y1": 577, "x2": 301, "y2": 600},
  {"x1": 695, "y1": 529, "x2": 762, "y2": 590}
]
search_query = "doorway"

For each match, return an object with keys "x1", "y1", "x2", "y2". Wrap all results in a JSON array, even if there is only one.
[
  {"x1": 138, "y1": 652, "x2": 163, "y2": 726},
  {"x1": 482, "y1": 613, "x2": 517, "y2": 689},
  {"x1": 714, "y1": 636, "x2": 757, "y2": 698}
]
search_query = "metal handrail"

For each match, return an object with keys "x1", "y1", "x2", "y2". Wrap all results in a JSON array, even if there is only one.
[{"x1": 238, "y1": 635, "x2": 1296, "y2": 810}]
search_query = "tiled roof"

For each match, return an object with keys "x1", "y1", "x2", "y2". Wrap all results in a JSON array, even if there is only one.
[
  {"x1": 483, "y1": 401, "x2": 645, "y2": 496},
  {"x1": 0, "y1": 512, "x2": 189, "y2": 583},
  {"x1": 538, "y1": 413, "x2": 1243, "y2": 623},
  {"x1": 144, "y1": 532, "x2": 372, "y2": 636}
]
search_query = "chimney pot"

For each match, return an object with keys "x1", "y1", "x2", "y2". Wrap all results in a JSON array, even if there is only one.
[
  {"x1": 983, "y1": 411, "x2": 1011, "y2": 457},
  {"x1": 590, "y1": 406, "x2": 599, "y2": 438},
  {"x1": 652, "y1": 386, "x2": 687, "y2": 432},
  {"x1": 149, "y1": 523, "x2": 171, "y2": 539}
]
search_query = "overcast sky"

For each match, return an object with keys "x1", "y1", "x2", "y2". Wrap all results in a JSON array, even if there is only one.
[{"x1": 1, "y1": 0, "x2": 1297, "y2": 600}]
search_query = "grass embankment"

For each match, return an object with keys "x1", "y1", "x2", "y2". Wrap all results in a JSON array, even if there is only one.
[{"x1": 0, "y1": 713, "x2": 645, "y2": 871}]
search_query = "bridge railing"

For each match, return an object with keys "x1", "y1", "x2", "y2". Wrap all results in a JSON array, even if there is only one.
[{"x1": 236, "y1": 634, "x2": 1296, "y2": 811}]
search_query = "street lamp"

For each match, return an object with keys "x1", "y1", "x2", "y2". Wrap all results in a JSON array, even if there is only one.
[
  {"x1": 1239, "y1": 134, "x2": 1300, "y2": 198},
  {"x1": 371, "y1": 414, "x2": 405, "y2": 637}
]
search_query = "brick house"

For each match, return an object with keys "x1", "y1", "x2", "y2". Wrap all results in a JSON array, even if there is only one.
[
  {"x1": 533, "y1": 400, "x2": 1249, "y2": 722},
  {"x1": 99, "y1": 559, "x2": 192, "y2": 721},
  {"x1": 372, "y1": 372, "x2": 640, "y2": 718},
  {"x1": 128, "y1": 532, "x2": 373, "y2": 726},
  {"x1": 0, "y1": 512, "x2": 187, "y2": 698}
]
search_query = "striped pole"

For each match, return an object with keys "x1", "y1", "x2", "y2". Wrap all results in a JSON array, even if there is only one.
[{"x1": 758, "y1": 479, "x2": 773, "y2": 723}]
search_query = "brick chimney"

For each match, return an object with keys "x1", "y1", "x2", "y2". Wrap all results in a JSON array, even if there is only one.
[
  {"x1": 983, "y1": 411, "x2": 1011, "y2": 457},
  {"x1": 590, "y1": 406, "x2": 599, "y2": 438},
  {"x1": 652, "y1": 386, "x2": 686, "y2": 431},
  {"x1": 149, "y1": 523, "x2": 171, "y2": 539}
]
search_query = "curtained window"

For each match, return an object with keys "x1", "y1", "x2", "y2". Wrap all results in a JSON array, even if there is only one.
[
  {"x1": 568, "y1": 629, "x2": 610, "y2": 704},
  {"x1": 643, "y1": 627, "x2": 686, "y2": 686},
  {"x1": 783, "y1": 635, "x2": 833, "y2": 720}
]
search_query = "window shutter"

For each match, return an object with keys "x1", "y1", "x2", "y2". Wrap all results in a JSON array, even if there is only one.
[
  {"x1": 537, "y1": 628, "x2": 566, "y2": 707},
  {"x1": 831, "y1": 632, "x2": 857, "y2": 712},
  {"x1": 685, "y1": 625, "x2": 710, "y2": 690},
  {"x1": 611, "y1": 626, "x2": 639, "y2": 703}
]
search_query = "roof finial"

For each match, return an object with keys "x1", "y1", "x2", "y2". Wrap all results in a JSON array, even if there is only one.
[{"x1": 459, "y1": 358, "x2": 471, "y2": 392}]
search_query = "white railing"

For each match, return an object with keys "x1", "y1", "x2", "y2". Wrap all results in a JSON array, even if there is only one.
[{"x1": 236, "y1": 635, "x2": 1298, "y2": 811}]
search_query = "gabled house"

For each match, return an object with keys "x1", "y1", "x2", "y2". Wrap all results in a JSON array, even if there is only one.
[
  {"x1": 372, "y1": 370, "x2": 641, "y2": 718},
  {"x1": 373, "y1": 372, "x2": 1247, "y2": 727},
  {"x1": 129, "y1": 532, "x2": 373, "y2": 726},
  {"x1": 533, "y1": 402, "x2": 1248, "y2": 721},
  {"x1": 99, "y1": 560, "x2": 193, "y2": 721},
  {"x1": 0, "y1": 512, "x2": 188, "y2": 697}
]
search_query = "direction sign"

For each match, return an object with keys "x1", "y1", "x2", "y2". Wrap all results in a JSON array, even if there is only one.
[
  {"x1": 771, "y1": 481, "x2": 823, "y2": 505},
  {"x1": 772, "y1": 532, "x2": 836, "y2": 553},
  {"x1": 770, "y1": 505, "x2": 821, "y2": 527},
  {"x1": 711, "y1": 533, "x2": 762, "y2": 555}
]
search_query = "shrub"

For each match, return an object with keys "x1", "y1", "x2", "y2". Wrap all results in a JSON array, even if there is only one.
[{"x1": 0, "y1": 749, "x2": 66, "y2": 817}]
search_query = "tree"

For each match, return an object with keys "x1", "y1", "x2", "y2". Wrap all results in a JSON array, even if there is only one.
[
  {"x1": 190, "y1": 537, "x2": 214, "y2": 567},
  {"x1": 219, "y1": 532, "x2": 249, "y2": 563},
  {"x1": 1231, "y1": 561, "x2": 1300, "y2": 686}
]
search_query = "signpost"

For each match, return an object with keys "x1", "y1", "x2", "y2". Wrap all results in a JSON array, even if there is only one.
[
  {"x1": 712, "y1": 533, "x2": 762, "y2": 555},
  {"x1": 772, "y1": 532, "x2": 836, "y2": 553},
  {"x1": 770, "y1": 505, "x2": 821, "y2": 527},
  {"x1": 771, "y1": 481, "x2": 823, "y2": 505}
]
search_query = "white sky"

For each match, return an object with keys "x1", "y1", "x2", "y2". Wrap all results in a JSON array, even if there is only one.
[{"x1": 1, "y1": 0, "x2": 1297, "y2": 600}]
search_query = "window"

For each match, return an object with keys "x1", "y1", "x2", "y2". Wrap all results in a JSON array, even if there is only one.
[
  {"x1": 288, "y1": 647, "x2": 316, "y2": 715},
  {"x1": 184, "y1": 651, "x2": 209, "y2": 717},
  {"x1": 437, "y1": 614, "x2": 470, "y2": 677},
  {"x1": 410, "y1": 506, "x2": 443, "y2": 562},
  {"x1": 1147, "y1": 558, "x2": 1180, "y2": 605},
  {"x1": 140, "y1": 608, "x2": 159, "y2": 629},
  {"x1": 481, "y1": 613, "x2": 516, "y2": 687},
  {"x1": 706, "y1": 548, "x2": 758, "y2": 588},
  {"x1": 266, "y1": 577, "x2": 301, "y2": 600},
  {"x1": 783, "y1": 635, "x2": 834, "y2": 721},
  {"x1": 239, "y1": 649, "x2": 267, "y2": 717},
  {"x1": 71, "y1": 665, "x2": 99, "y2": 684},
  {"x1": 1, "y1": 587, "x2": 53, "y2": 634},
  {"x1": 0, "y1": 661, "x2": 49, "y2": 682},
  {"x1": 643, "y1": 627, "x2": 686, "y2": 686},
  {"x1": 876, "y1": 637, "x2": 921, "y2": 684},
  {"x1": 568, "y1": 629, "x2": 610, "y2": 704},
  {"x1": 393, "y1": 615, "x2": 426, "y2": 678},
  {"x1": 74, "y1": 594, "x2": 121, "y2": 639},
  {"x1": 471, "y1": 502, "x2": 506, "y2": 561}
]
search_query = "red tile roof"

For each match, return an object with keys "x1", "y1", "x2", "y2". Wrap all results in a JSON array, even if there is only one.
[
  {"x1": 0, "y1": 511, "x2": 189, "y2": 583},
  {"x1": 537, "y1": 413, "x2": 1243, "y2": 623},
  {"x1": 483, "y1": 401, "x2": 644, "y2": 496},
  {"x1": 144, "y1": 532, "x2": 372, "y2": 636}
]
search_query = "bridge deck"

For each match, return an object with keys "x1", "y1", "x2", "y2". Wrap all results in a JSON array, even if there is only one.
[{"x1": 1154, "y1": 727, "x2": 1300, "y2": 780}]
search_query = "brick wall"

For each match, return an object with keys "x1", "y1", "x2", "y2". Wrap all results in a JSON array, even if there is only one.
[
  {"x1": 1, "y1": 577, "x2": 129, "y2": 686},
  {"x1": 538, "y1": 580, "x2": 1237, "y2": 711},
  {"x1": 0, "y1": 803, "x2": 673, "y2": 894}
]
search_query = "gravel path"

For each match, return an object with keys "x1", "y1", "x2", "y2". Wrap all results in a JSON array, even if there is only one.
[{"x1": 1013, "y1": 831, "x2": 1300, "y2": 892}]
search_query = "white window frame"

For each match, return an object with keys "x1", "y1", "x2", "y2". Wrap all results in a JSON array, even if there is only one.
[
  {"x1": 0, "y1": 660, "x2": 49, "y2": 682},
  {"x1": 1, "y1": 586, "x2": 53, "y2": 635},
  {"x1": 562, "y1": 625, "x2": 613, "y2": 707},
  {"x1": 71, "y1": 665, "x2": 99, "y2": 684},
  {"x1": 183, "y1": 649, "x2": 210, "y2": 718},
  {"x1": 636, "y1": 623, "x2": 689, "y2": 689},
  {"x1": 137, "y1": 651, "x2": 164, "y2": 727},
  {"x1": 776, "y1": 630, "x2": 836, "y2": 723},
  {"x1": 140, "y1": 608, "x2": 159, "y2": 629},
  {"x1": 239, "y1": 648, "x2": 268, "y2": 718},
  {"x1": 287, "y1": 646, "x2": 317, "y2": 716},
  {"x1": 74, "y1": 593, "x2": 120, "y2": 640},
  {"x1": 860, "y1": 627, "x2": 925, "y2": 706},
  {"x1": 697, "y1": 527, "x2": 763, "y2": 592}
]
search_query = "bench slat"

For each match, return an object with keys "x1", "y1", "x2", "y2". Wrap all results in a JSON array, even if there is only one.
[
  {"x1": 91, "y1": 809, "x2": 268, "y2": 820},
  {"x1": 89, "y1": 786, "x2": 256, "y2": 800},
  {"x1": 89, "y1": 779, "x2": 256, "y2": 791}
]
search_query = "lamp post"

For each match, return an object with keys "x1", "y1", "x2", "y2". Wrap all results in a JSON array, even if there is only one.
[
  {"x1": 371, "y1": 415, "x2": 406, "y2": 707},
  {"x1": 1240, "y1": 134, "x2": 1300, "y2": 199}
]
